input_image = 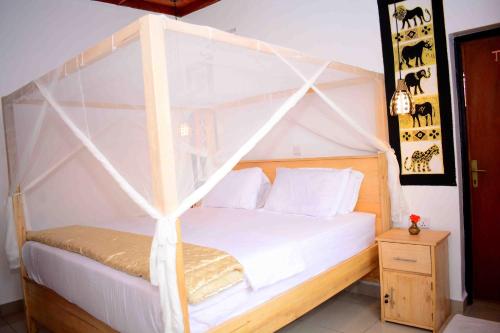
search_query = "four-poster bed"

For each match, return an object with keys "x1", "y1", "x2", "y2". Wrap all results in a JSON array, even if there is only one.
[
  {"x1": 3, "y1": 14, "x2": 397, "y2": 333},
  {"x1": 12, "y1": 154, "x2": 390, "y2": 333}
]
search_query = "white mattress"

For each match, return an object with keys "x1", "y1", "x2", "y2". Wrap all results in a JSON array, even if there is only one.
[{"x1": 22, "y1": 208, "x2": 375, "y2": 333}]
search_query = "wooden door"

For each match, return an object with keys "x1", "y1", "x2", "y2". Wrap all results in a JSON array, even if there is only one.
[
  {"x1": 383, "y1": 271, "x2": 433, "y2": 328},
  {"x1": 461, "y1": 33, "x2": 500, "y2": 301}
]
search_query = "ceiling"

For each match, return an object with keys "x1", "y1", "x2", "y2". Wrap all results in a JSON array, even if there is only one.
[{"x1": 95, "y1": 0, "x2": 220, "y2": 17}]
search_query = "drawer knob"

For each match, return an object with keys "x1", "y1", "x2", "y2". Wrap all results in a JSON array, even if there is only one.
[{"x1": 392, "y1": 256, "x2": 417, "y2": 263}]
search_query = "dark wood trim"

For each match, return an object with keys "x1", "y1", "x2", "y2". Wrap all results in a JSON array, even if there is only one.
[
  {"x1": 454, "y1": 26, "x2": 500, "y2": 43},
  {"x1": 453, "y1": 33, "x2": 472, "y2": 304},
  {"x1": 453, "y1": 26, "x2": 500, "y2": 305},
  {"x1": 95, "y1": 0, "x2": 177, "y2": 15},
  {"x1": 93, "y1": 0, "x2": 220, "y2": 17},
  {"x1": 177, "y1": 0, "x2": 220, "y2": 16}
]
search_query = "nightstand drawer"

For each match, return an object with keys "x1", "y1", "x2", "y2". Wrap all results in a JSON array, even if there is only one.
[{"x1": 380, "y1": 242, "x2": 431, "y2": 274}]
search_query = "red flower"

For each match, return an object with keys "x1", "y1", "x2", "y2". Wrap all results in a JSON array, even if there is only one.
[{"x1": 410, "y1": 214, "x2": 421, "y2": 223}]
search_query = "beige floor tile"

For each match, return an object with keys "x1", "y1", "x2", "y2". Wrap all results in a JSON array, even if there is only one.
[
  {"x1": 437, "y1": 314, "x2": 455, "y2": 333},
  {"x1": 464, "y1": 300, "x2": 500, "y2": 322},
  {"x1": 0, "y1": 318, "x2": 9, "y2": 328},
  {"x1": 9, "y1": 320, "x2": 26, "y2": 333},
  {"x1": 301, "y1": 299, "x2": 380, "y2": 333},
  {"x1": 336, "y1": 292, "x2": 379, "y2": 306},
  {"x1": 365, "y1": 321, "x2": 428, "y2": 333},
  {"x1": 0, "y1": 326, "x2": 14, "y2": 333},
  {"x1": 2, "y1": 312, "x2": 26, "y2": 333},
  {"x1": 279, "y1": 318, "x2": 342, "y2": 333},
  {"x1": 276, "y1": 317, "x2": 304, "y2": 332},
  {"x1": 2, "y1": 313, "x2": 24, "y2": 326},
  {"x1": 348, "y1": 282, "x2": 380, "y2": 299}
]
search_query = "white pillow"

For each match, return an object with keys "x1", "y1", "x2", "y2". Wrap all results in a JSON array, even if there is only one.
[
  {"x1": 337, "y1": 170, "x2": 364, "y2": 214},
  {"x1": 304, "y1": 167, "x2": 365, "y2": 214},
  {"x1": 202, "y1": 168, "x2": 270, "y2": 210},
  {"x1": 256, "y1": 174, "x2": 272, "y2": 208},
  {"x1": 264, "y1": 167, "x2": 351, "y2": 217}
]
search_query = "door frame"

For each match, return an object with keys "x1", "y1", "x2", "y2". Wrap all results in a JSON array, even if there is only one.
[{"x1": 453, "y1": 25, "x2": 500, "y2": 304}]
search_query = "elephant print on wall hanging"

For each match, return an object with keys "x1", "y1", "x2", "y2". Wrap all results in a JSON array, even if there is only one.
[{"x1": 404, "y1": 68, "x2": 430, "y2": 95}]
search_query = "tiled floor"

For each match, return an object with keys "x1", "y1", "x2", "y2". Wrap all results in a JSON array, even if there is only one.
[
  {"x1": 0, "y1": 311, "x2": 26, "y2": 333},
  {"x1": 277, "y1": 291, "x2": 427, "y2": 333},
  {"x1": 1, "y1": 293, "x2": 499, "y2": 333},
  {"x1": 463, "y1": 299, "x2": 500, "y2": 323}
]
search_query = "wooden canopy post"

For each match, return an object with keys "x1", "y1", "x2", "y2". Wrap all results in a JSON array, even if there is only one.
[
  {"x1": 140, "y1": 14, "x2": 190, "y2": 332},
  {"x1": 12, "y1": 187, "x2": 37, "y2": 333},
  {"x1": 377, "y1": 152, "x2": 391, "y2": 233},
  {"x1": 375, "y1": 76, "x2": 389, "y2": 143}
]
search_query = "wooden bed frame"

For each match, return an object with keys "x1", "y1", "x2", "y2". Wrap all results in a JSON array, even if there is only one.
[
  {"x1": 12, "y1": 153, "x2": 390, "y2": 333},
  {"x1": 5, "y1": 15, "x2": 390, "y2": 333}
]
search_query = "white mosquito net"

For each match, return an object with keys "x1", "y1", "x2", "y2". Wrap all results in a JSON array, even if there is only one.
[{"x1": 3, "y1": 15, "x2": 406, "y2": 333}]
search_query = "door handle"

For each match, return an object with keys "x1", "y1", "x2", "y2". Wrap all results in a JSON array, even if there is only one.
[
  {"x1": 471, "y1": 160, "x2": 487, "y2": 188},
  {"x1": 471, "y1": 160, "x2": 487, "y2": 173}
]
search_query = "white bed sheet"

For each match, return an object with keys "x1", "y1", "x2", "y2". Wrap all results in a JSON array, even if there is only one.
[{"x1": 22, "y1": 208, "x2": 375, "y2": 333}]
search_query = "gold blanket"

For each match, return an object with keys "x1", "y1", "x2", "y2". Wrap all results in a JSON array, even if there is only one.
[{"x1": 26, "y1": 225, "x2": 244, "y2": 304}]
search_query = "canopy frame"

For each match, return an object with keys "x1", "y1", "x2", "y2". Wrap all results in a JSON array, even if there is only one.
[{"x1": 3, "y1": 14, "x2": 392, "y2": 333}]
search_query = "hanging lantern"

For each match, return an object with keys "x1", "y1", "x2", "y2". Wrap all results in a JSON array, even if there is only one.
[{"x1": 390, "y1": 79, "x2": 415, "y2": 116}]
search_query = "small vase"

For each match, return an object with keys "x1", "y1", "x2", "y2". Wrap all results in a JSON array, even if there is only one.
[{"x1": 408, "y1": 223, "x2": 420, "y2": 235}]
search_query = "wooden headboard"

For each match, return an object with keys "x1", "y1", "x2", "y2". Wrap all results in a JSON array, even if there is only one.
[{"x1": 234, "y1": 152, "x2": 391, "y2": 236}]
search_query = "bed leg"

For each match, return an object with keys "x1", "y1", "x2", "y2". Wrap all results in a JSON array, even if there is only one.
[
  {"x1": 13, "y1": 188, "x2": 37, "y2": 333},
  {"x1": 22, "y1": 286, "x2": 37, "y2": 333},
  {"x1": 26, "y1": 316, "x2": 37, "y2": 333},
  {"x1": 22, "y1": 274, "x2": 37, "y2": 333}
]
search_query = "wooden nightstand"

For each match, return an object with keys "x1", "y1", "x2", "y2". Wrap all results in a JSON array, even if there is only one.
[{"x1": 376, "y1": 228, "x2": 450, "y2": 332}]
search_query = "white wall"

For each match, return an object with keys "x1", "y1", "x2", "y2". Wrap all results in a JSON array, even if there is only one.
[
  {"x1": 0, "y1": 0, "x2": 146, "y2": 305},
  {"x1": 186, "y1": 0, "x2": 385, "y2": 72},
  {"x1": 185, "y1": 0, "x2": 500, "y2": 302}
]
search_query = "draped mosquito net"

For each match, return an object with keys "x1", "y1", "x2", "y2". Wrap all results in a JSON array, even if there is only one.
[{"x1": 3, "y1": 15, "x2": 406, "y2": 333}]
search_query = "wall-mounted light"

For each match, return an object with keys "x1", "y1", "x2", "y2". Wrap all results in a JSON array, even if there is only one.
[{"x1": 179, "y1": 122, "x2": 191, "y2": 137}]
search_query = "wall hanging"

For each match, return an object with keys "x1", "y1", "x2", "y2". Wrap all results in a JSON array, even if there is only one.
[{"x1": 378, "y1": 0, "x2": 456, "y2": 185}]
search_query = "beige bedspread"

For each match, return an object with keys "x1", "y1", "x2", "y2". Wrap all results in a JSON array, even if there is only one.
[{"x1": 26, "y1": 225, "x2": 244, "y2": 304}]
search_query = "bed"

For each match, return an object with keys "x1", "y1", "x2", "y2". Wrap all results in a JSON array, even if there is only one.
[
  {"x1": 22, "y1": 208, "x2": 375, "y2": 333},
  {"x1": 13, "y1": 154, "x2": 390, "y2": 333},
  {"x1": 3, "y1": 13, "x2": 396, "y2": 333}
]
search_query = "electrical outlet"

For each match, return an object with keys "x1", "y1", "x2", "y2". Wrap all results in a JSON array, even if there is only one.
[{"x1": 418, "y1": 217, "x2": 430, "y2": 229}]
